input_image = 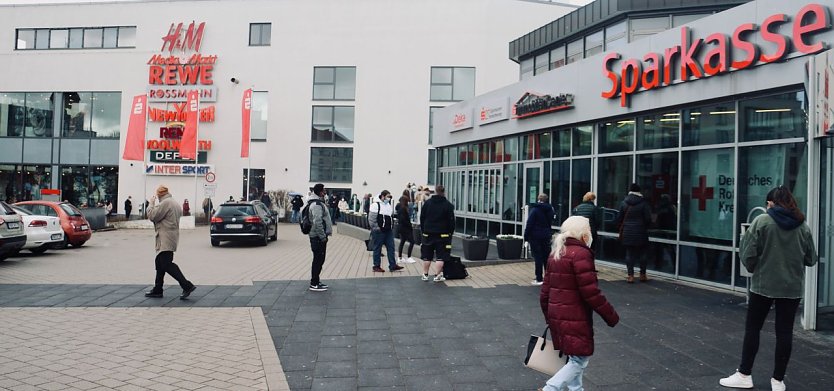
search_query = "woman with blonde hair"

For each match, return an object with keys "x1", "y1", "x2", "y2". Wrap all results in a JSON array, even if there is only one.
[{"x1": 539, "y1": 216, "x2": 619, "y2": 391}]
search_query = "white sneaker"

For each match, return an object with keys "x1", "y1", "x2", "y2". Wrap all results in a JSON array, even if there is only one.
[
  {"x1": 770, "y1": 378, "x2": 785, "y2": 391},
  {"x1": 397, "y1": 257, "x2": 404, "y2": 264},
  {"x1": 531, "y1": 280, "x2": 543, "y2": 286},
  {"x1": 405, "y1": 257, "x2": 418, "y2": 264},
  {"x1": 421, "y1": 274, "x2": 430, "y2": 281},
  {"x1": 719, "y1": 371, "x2": 753, "y2": 389},
  {"x1": 433, "y1": 273, "x2": 446, "y2": 282}
]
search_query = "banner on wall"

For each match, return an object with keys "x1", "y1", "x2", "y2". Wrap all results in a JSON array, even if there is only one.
[
  {"x1": 179, "y1": 90, "x2": 199, "y2": 159},
  {"x1": 122, "y1": 95, "x2": 148, "y2": 161},
  {"x1": 241, "y1": 88, "x2": 252, "y2": 158}
]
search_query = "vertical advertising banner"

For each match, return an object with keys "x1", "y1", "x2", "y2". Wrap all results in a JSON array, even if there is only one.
[
  {"x1": 179, "y1": 90, "x2": 199, "y2": 159},
  {"x1": 241, "y1": 88, "x2": 252, "y2": 158},
  {"x1": 122, "y1": 95, "x2": 148, "y2": 161}
]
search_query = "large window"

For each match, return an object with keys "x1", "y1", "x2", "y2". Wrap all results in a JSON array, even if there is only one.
[
  {"x1": 739, "y1": 92, "x2": 806, "y2": 142},
  {"x1": 430, "y1": 67, "x2": 475, "y2": 101},
  {"x1": 249, "y1": 23, "x2": 271, "y2": 46},
  {"x1": 550, "y1": 46, "x2": 566, "y2": 70},
  {"x1": 0, "y1": 165, "x2": 52, "y2": 202},
  {"x1": 534, "y1": 52, "x2": 549, "y2": 75},
  {"x1": 553, "y1": 129, "x2": 570, "y2": 158},
  {"x1": 571, "y1": 159, "x2": 592, "y2": 211},
  {"x1": 682, "y1": 103, "x2": 736, "y2": 146},
  {"x1": 0, "y1": 93, "x2": 30, "y2": 137},
  {"x1": 313, "y1": 67, "x2": 356, "y2": 100},
  {"x1": 573, "y1": 125, "x2": 592, "y2": 156},
  {"x1": 584, "y1": 30, "x2": 604, "y2": 58},
  {"x1": 629, "y1": 17, "x2": 670, "y2": 42},
  {"x1": 637, "y1": 112, "x2": 679, "y2": 150},
  {"x1": 310, "y1": 147, "x2": 353, "y2": 182},
  {"x1": 599, "y1": 120, "x2": 634, "y2": 153},
  {"x1": 243, "y1": 168, "x2": 266, "y2": 200},
  {"x1": 427, "y1": 150, "x2": 437, "y2": 185},
  {"x1": 737, "y1": 143, "x2": 808, "y2": 228},
  {"x1": 636, "y1": 152, "x2": 678, "y2": 239},
  {"x1": 605, "y1": 21, "x2": 627, "y2": 50},
  {"x1": 251, "y1": 91, "x2": 268, "y2": 141},
  {"x1": 598, "y1": 155, "x2": 633, "y2": 231},
  {"x1": 551, "y1": 160, "x2": 570, "y2": 225},
  {"x1": 311, "y1": 106, "x2": 354, "y2": 142},
  {"x1": 429, "y1": 106, "x2": 443, "y2": 145},
  {"x1": 520, "y1": 58, "x2": 534, "y2": 80},
  {"x1": 502, "y1": 164, "x2": 518, "y2": 221},
  {"x1": 16, "y1": 27, "x2": 136, "y2": 50},
  {"x1": 62, "y1": 92, "x2": 121, "y2": 138},
  {"x1": 680, "y1": 148, "x2": 734, "y2": 246},
  {"x1": 59, "y1": 165, "x2": 117, "y2": 207},
  {"x1": 566, "y1": 39, "x2": 583, "y2": 64}
]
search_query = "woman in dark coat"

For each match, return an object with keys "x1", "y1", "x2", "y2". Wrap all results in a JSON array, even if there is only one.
[
  {"x1": 614, "y1": 183, "x2": 652, "y2": 283},
  {"x1": 396, "y1": 195, "x2": 416, "y2": 263},
  {"x1": 540, "y1": 216, "x2": 619, "y2": 390}
]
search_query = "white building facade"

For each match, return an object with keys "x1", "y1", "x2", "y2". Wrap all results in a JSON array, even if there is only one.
[{"x1": 0, "y1": 0, "x2": 580, "y2": 212}]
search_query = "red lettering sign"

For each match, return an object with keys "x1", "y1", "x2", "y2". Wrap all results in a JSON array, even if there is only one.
[{"x1": 161, "y1": 21, "x2": 205, "y2": 53}]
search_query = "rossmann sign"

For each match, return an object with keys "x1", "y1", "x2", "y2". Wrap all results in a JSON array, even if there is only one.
[{"x1": 602, "y1": 4, "x2": 831, "y2": 107}]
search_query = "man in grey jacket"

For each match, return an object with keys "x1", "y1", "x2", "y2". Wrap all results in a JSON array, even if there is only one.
[
  {"x1": 144, "y1": 185, "x2": 196, "y2": 299},
  {"x1": 306, "y1": 184, "x2": 332, "y2": 292}
]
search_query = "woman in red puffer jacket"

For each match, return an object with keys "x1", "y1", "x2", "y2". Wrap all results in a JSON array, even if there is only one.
[{"x1": 539, "y1": 215, "x2": 619, "y2": 391}]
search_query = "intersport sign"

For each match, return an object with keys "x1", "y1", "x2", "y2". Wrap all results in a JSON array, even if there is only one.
[{"x1": 602, "y1": 4, "x2": 831, "y2": 107}]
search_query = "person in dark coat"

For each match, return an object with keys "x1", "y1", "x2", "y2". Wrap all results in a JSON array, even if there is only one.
[
  {"x1": 396, "y1": 195, "x2": 416, "y2": 263},
  {"x1": 525, "y1": 193, "x2": 554, "y2": 285},
  {"x1": 124, "y1": 196, "x2": 133, "y2": 220},
  {"x1": 291, "y1": 195, "x2": 304, "y2": 223},
  {"x1": 614, "y1": 183, "x2": 652, "y2": 283},
  {"x1": 572, "y1": 192, "x2": 602, "y2": 249},
  {"x1": 420, "y1": 185, "x2": 455, "y2": 282},
  {"x1": 540, "y1": 215, "x2": 619, "y2": 390}
]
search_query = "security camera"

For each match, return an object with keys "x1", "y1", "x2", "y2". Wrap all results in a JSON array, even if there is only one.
[{"x1": 230, "y1": 77, "x2": 239, "y2": 84}]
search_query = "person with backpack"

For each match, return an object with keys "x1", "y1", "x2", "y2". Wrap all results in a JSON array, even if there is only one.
[
  {"x1": 303, "y1": 184, "x2": 332, "y2": 292},
  {"x1": 369, "y1": 190, "x2": 404, "y2": 273},
  {"x1": 420, "y1": 185, "x2": 455, "y2": 282}
]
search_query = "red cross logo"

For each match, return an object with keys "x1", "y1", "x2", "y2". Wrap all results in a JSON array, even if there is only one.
[{"x1": 692, "y1": 175, "x2": 714, "y2": 211}]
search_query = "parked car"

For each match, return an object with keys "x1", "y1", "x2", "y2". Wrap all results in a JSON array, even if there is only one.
[
  {"x1": 9, "y1": 205, "x2": 64, "y2": 255},
  {"x1": 210, "y1": 201, "x2": 277, "y2": 247},
  {"x1": 14, "y1": 201, "x2": 92, "y2": 248},
  {"x1": 0, "y1": 201, "x2": 27, "y2": 261}
]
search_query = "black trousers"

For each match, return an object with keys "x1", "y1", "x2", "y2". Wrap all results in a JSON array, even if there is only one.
[
  {"x1": 153, "y1": 251, "x2": 191, "y2": 290},
  {"x1": 739, "y1": 292, "x2": 801, "y2": 381},
  {"x1": 310, "y1": 237, "x2": 328, "y2": 285},
  {"x1": 624, "y1": 244, "x2": 648, "y2": 276},
  {"x1": 529, "y1": 239, "x2": 551, "y2": 282},
  {"x1": 398, "y1": 231, "x2": 414, "y2": 258}
]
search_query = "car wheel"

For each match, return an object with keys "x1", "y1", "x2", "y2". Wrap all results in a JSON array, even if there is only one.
[
  {"x1": 30, "y1": 246, "x2": 49, "y2": 255},
  {"x1": 211, "y1": 238, "x2": 220, "y2": 247},
  {"x1": 260, "y1": 230, "x2": 269, "y2": 246},
  {"x1": 71, "y1": 241, "x2": 85, "y2": 248},
  {"x1": 270, "y1": 223, "x2": 278, "y2": 241}
]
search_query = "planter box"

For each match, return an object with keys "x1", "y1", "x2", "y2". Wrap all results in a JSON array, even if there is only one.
[
  {"x1": 463, "y1": 237, "x2": 489, "y2": 261},
  {"x1": 497, "y1": 238, "x2": 523, "y2": 259}
]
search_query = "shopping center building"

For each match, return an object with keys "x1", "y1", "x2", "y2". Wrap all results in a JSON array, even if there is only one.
[
  {"x1": 434, "y1": 0, "x2": 834, "y2": 329},
  {"x1": 0, "y1": 0, "x2": 580, "y2": 209}
]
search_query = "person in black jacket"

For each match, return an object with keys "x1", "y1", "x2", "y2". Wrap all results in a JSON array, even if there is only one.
[
  {"x1": 614, "y1": 183, "x2": 652, "y2": 283},
  {"x1": 420, "y1": 185, "x2": 455, "y2": 282},
  {"x1": 572, "y1": 192, "x2": 602, "y2": 249},
  {"x1": 290, "y1": 195, "x2": 304, "y2": 223},
  {"x1": 525, "y1": 193, "x2": 554, "y2": 285},
  {"x1": 396, "y1": 194, "x2": 416, "y2": 263}
]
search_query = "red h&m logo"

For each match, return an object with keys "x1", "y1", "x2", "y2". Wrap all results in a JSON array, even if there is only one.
[
  {"x1": 692, "y1": 175, "x2": 714, "y2": 211},
  {"x1": 161, "y1": 21, "x2": 206, "y2": 53}
]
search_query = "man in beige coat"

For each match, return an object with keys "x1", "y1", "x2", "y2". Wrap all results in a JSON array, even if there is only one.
[{"x1": 144, "y1": 185, "x2": 196, "y2": 299}]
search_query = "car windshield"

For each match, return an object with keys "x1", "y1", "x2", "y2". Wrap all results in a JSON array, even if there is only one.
[
  {"x1": 216, "y1": 205, "x2": 256, "y2": 217},
  {"x1": 59, "y1": 203, "x2": 83, "y2": 216}
]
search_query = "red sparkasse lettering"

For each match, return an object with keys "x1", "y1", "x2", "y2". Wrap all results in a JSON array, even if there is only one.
[
  {"x1": 641, "y1": 52, "x2": 662, "y2": 90},
  {"x1": 680, "y1": 27, "x2": 704, "y2": 80},
  {"x1": 703, "y1": 33, "x2": 730, "y2": 76},
  {"x1": 759, "y1": 13, "x2": 791, "y2": 63},
  {"x1": 731, "y1": 23, "x2": 760, "y2": 70},
  {"x1": 601, "y1": 53, "x2": 621, "y2": 99},
  {"x1": 620, "y1": 59, "x2": 642, "y2": 107},
  {"x1": 662, "y1": 45, "x2": 681, "y2": 86},
  {"x1": 794, "y1": 4, "x2": 831, "y2": 54}
]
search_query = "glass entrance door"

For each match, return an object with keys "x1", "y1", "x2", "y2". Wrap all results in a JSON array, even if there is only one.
[
  {"x1": 523, "y1": 163, "x2": 543, "y2": 208},
  {"x1": 818, "y1": 138, "x2": 834, "y2": 330}
]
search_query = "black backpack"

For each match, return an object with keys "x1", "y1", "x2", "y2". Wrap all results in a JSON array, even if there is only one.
[
  {"x1": 300, "y1": 200, "x2": 325, "y2": 234},
  {"x1": 444, "y1": 256, "x2": 469, "y2": 279}
]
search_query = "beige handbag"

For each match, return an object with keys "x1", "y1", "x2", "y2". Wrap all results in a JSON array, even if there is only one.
[{"x1": 524, "y1": 326, "x2": 566, "y2": 375}]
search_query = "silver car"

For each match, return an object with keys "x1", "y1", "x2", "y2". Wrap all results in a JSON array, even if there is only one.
[{"x1": 0, "y1": 201, "x2": 27, "y2": 261}]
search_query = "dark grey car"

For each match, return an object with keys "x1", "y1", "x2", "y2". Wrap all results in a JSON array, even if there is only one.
[{"x1": 209, "y1": 201, "x2": 277, "y2": 247}]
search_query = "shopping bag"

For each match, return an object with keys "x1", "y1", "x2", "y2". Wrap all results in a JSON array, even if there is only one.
[
  {"x1": 523, "y1": 326, "x2": 565, "y2": 375},
  {"x1": 365, "y1": 232, "x2": 375, "y2": 251}
]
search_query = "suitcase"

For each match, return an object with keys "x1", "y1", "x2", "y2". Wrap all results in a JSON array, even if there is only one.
[{"x1": 443, "y1": 256, "x2": 469, "y2": 279}]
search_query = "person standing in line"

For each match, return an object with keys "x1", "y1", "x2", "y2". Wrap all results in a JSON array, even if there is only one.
[
  {"x1": 614, "y1": 183, "x2": 652, "y2": 283},
  {"x1": 420, "y1": 185, "x2": 455, "y2": 282},
  {"x1": 338, "y1": 197, "x2": 349, "y2": 220},
  {"x1": 572, "y1": 192, "x2": 602, "y2": 250},
  {"x1": 124, "y1": 196, "x2": 132, "y2": 220},
  {"x1": 525, "y1": 193, "x2": 554, "y2": 286},
  {"x1": 260, "y1": 191, "x2": 272, "y2": 210},
  {"x1": 719, "y1": 186, "x2": 817, "y2": 391},
  {"x1": 291, "y1": 194, "x2": 304, "y2": 223},
  {"x1": 369, "y1": 190, "x2": 404, "y2": 273},
  {"x1": 144, "y1": 185, "x2": 196, "y2": 299},
  {"x1": 396, "y1": 193, "x2": 417, "y2": 264},
  {"x1": 362, "y1": 193, "x2": 372, "y2": 214},
  {"x1": 202, "y1": 197, "x2": 213, "y2": 220},
  {"x1": 539, "y1": 216, "x2": 619, "y2": 391},
  {"x1": 182, "y1": 199, "x2": 190, "y2": 216},
  {"x1": 306, "y1": 184, "x2": 332, "y2": 292},
  {"x1": 328, "y1": 193, "x2": 339, "y2": 225}
]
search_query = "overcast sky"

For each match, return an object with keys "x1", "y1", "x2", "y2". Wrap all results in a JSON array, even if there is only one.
[{"x1": 0, "y1": 0, "x2": 592, "y2": 6}]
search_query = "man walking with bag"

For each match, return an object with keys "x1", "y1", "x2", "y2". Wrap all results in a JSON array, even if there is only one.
[
  {"x1": 306, "y1": 184, "x2": 332, "y2": 292},
  {"x1": 144, "y1": 185, "x2": 196, "y2": 299},
  {"x1": 369, "y1": 190, "x2": 404, "y2": 273},
  {"x1": 420, "y1": 185, "x2": 455, "y2": 282}
]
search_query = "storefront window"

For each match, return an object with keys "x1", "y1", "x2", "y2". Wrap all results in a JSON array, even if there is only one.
[
  {"x1": 539, "y1": 132, "x2": 551, "y2": 159},
  {"x1": 0, "y1": 93, "x2": 26, "y2": 137},
  {"x1": 598, "y1": 155, "x2": 632, "y2": 231},
  {"x1": 680, "y1": 148, "x2": 734, "y2": 246},
  {"x1": 88, "y1": 166, "x2": 117, "y2": 207},
  {"x1": 448, "y1": 146, "x2": 459, "y2": 166},
  {"x1": 63, "y1": 92, "x2": 92, "y2": 138},
  {"x1": 599, "y1": 120, "x2": 634, "y2": 153},
  {"x1": 243, "y1": 168, "x2": 265, "y2": 201},
  {"x1": 573, "y1": 125, "x2": 592, "y2": 156},
  {"x1": 521, "y1": 133, "x2": 547, "y2": 160},
  {"x1": 502, "y1": 136, "x2": 518, "y2": 162},
  {"x1": 60, "y1": 165, "x2": 89, "y2": 207},
  {"x1": 571, "y1": 158, "x2": 591, "y2": 211},
  {"x1": 250, "y1": 91, "x2": 268, "y2": 141},
  {"x1": 90, "y1": 92, "x2": 121, "y2": 138},
  {"x1": 502, "y1": 163, "x2": 518, "y2": 221},
  {"x1": 682, "y1": 103, "x2": 735, "y2": 146},
  {"x1": 739, "y1": 91, "x2": 806, "y2": 142},
  {"x1": 679, "y1": 245, "x2": 732, "y2": 284},
  {"x1": 648, "y1": 242, "x2": 677, "y2": 275},
  {"x1": 551, "y1": 160, "x2": 570, "y2": 225},
  {"x1": 553, "y1": 129, "x2": 570, "y2": 158},
  {"x1": 637, "y1": 152, "x2": 678, "y2": 239},
  {"x1": 637, "y1": 112, "x2": 679, "y2": 150},
  {"x1": 23, "y1": 93, "x2": 54, "y2": 138},
  {"x1": 738, "y1": 143, "x2": 808, "y2": 229}
]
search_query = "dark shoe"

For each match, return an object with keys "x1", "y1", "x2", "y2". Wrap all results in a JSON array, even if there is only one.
[
  {"x1": 144, "y1": 290, "x2": 163, "y2": 298},
  {"x1": 372, "y1": 266, "x2": 385, "y2": 273},
  {"x1": 626, "y1": 276, "x2": 634, "y2": 284},
  {"x1": 639, "y1": 273, "x2": 649, "y2": 282},
  {"x1": 309, "y1": 283, "x2": 328, "y2": 292},
  {"x1": 390, "y1": 265, "x2": 404, "y2": 272},
  {"x1": 180, "y1": 285, "x2": 196, "y2": 299}
]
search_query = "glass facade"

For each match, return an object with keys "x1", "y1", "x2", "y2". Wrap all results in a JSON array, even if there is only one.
[{"x1": 437, "y1": 90, "x2": 808, "y2": 289}]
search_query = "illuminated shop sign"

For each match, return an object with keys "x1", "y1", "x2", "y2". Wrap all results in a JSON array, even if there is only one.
[
  {"x1": 150, "y1": 150, "x2": 207, "y2": 164},
  {"x1": 602, "y1": 4, "x2": 831, "y2": 107},
  {"x1": 147, "y1": 86, "x2": 218, "y2": 103},
  {"x1": 145, "y1": 164, "x2": 213, "y2": 176},
  {"x1": 512, "y1": 92, "x2": 574, "y2": 119}
]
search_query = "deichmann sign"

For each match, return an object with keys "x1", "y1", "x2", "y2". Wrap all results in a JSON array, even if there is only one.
[
  {"x1": 602, "y1": 3, "x2": 832, "y2": 107},
  {"x1": 145, "y1": 164, "x2": 213, "y2": 176},
  {"x1": 477, "y1": 97, "x2": 510, "y2": 126},
  {"x1": 512, "y1": 92, "x2": 574, "y2": 119}
]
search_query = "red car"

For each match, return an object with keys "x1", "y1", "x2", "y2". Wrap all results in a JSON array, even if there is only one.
[{"x1": 15, "y1": 201, "x2": 92, "y2": 248}]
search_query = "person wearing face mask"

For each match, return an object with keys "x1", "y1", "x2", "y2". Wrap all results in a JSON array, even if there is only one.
[
  {"x1": 539, "y1": 216, "x2": 619, "y2": 391},
  {"x1": 369, "y1": 190, "x2": 404, "y2": 273},
  {"x1": 525, "y1": 193, "x2": 555, "y2": 286}
]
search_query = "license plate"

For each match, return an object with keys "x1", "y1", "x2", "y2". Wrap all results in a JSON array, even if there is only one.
[
  {"x1": 226, "y1": 224, "x2": 243, "y2": 229},
  {"x1": 81, "y1": 225, "x2": 89, "y2": 230},
  {"x1": 51, "y1": 234, "x2": 62, "y2": 240},
  {"x1": 6, "y1": 222, "x2": 19, "y2": 229}
]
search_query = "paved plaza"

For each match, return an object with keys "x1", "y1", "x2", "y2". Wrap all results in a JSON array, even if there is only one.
[{"x1": 0, "y1": 224, "x2": 832, "y2": 390}]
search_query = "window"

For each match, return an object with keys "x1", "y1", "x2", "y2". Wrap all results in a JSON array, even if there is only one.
[
  {"x1": 430, "y1": 67, "x2": 475, "y2": 101},
  {"x1": 682, "y1": 103, "x2": 736, "y2": 146},
  {"x1": 251, "y1": 92, "x2": 268, "y2": 141},
  {"x1": 249, "y1": 23, "x2": 271, "y2": 46},
  {"x1": 15, "y1": 26, "x2": 136, "y2": 50},
  {"x1": 597, "y1": 155, "x2": 632, "y2": 230},
  {"x1": 629, "y1": 17, "x2": 670, "y2": 42},
  {"x1": 428, "y1": 150, "x2": 437, "y2": 185},
  {"x1": 737, "y1": 143, "x2": 807, "y2": 228},
  {"x1": 571, "y1": 158, "x2": 591, "y2": 211},
  {"x1": 534, "y1": 52, "x2": 549, "y2": 75},
  {"x1": 566, "y1": 39, "x2": 583, "y2": 64},
  {"x1": 636, "y1": 152, "x2": 678, "y2": 239},
  {"x1": 550, "y1": 46, "x2": 566, "y2": 69},
  {"x1": 242, "y1": 168, "x2": 266, "y2": 200},
  {"x1": 680, "y1": 148, "x2": 734, "y2": 246},
  {"x1": 310, "y1": 147, "x2": 353, "y2": 182},
  {"x1": 739, "y1": 92, "x2": 806, "y2": 142},
  {"x1": 0, "y1": 93, "x2": 27, "y2": 137},
  {"x1": 637, "y1": 112, "x2": 679, "y2": 150},
  {"x1": 429, "y1": 106, "x2": 442, "y2": 145},
  {"x1": 520, "y1": 58, "x2": 534, "y2": 80},
  {"x1": 584, "y1": 30, "x2": 604, "y2": 57},
  {"x1": 572, "y1": 125, "x2": 592, "y2": 156},
  {"x1": 0, "y1": 165, "x2": 52, "y2": 202},
  {"x1": 553, "y1": 129, "x2": 570, "y2": 157},
  {"x1": 599, "y1": 120, "x2": 634, "y2": 153},
  {"x1": 313, "y1": 67, "x2": 356, "y2": 100},
  {"x1": 311, "y1": 106, "x2": 354, "y2": 142},
  {"x1": 605, "y1": 21, "x2": 627, "y2": 50},
  {"x1": 23, "y1": 93, "x2": 55, "y2": 138},
  {"x1": 551, "y1": 160, "x2": 570, "y2": 224},
  {"x1": 673, "y1": 14, "x2": 710, "y2": 27},
  {"x1": 62, "y1": 92, "x2": 121, "y2": 138}
]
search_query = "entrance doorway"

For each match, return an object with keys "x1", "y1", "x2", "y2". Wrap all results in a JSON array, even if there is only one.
[
  {"x1": 523, "y1": 162, "x2": 543, "y2": 212},
  {"x1": 818, "y1": 138, "x2": 834, "y2": 330}
]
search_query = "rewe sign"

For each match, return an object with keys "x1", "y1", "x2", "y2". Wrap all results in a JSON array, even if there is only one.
[{"x1": 602, "y1": 4, "x2": 831, "y2": 107}]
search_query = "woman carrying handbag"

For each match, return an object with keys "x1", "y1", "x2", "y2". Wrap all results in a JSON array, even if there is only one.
[{"x1": 539, "y1": 216, "x2": 619, "y2": 391}]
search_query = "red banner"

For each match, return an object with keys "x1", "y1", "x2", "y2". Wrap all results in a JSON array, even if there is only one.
[
  {"x1": 122, "y1": 95, "x2": 148, "y2": 161},
  {"x1": 179, "y1": 90, "x2": 199, "y2": 159},
  {"x1": 241, "y1": 88, "x2": 252, "y2": 158}
]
